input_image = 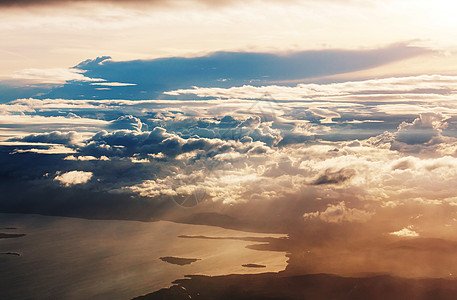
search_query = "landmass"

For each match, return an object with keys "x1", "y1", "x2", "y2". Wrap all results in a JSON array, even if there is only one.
[
  {"x1": 0, "y1": 233, "x2": 25, "y2": 239},
  {"x1": 132, "y1": 273, "x2": 457, "y2": 300},
  {"x1": 178, "y1": 235, "x2": 276, "y2": 243},
  {"x1": 160, "y1": 257, "x2": 200, "y2": 266},
  {"x1": 0, "y1": 252, "x2": 20, "y2": 256},
  {"x1": 242, "y1": 264, "x2": 266, "y2": 268}
]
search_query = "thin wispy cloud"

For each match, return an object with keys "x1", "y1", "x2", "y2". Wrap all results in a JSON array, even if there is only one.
[{"x1": 12, "y1": 68, "x2": 104, "y2": 84}]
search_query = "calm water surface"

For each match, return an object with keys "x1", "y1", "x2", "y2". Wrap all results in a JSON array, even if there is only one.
[{"x1": 0, "y1": 213, "x2": 287, "y2": 300}]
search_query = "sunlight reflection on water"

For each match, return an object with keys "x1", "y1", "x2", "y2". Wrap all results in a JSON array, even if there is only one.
[{"x1": 0, "y1": 213, "x2": 287, "y2": 300}]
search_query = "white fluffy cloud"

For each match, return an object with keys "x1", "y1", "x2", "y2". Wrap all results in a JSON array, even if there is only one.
[
  {"x1": 303, "y1": 201, "x2": 373, "y2": 223},
  {"x1": 54, "y1": 171, "x2": 93, "y2": 186},
  {"x1": 12, "y1": 68, "x2": 104, "y2": 84},
  {"x1": 166, "y1": 75, "x2": 457, "y2": 102},
  {"x1": 390, "y1": 227, "x2": 419, "y2": 237}
]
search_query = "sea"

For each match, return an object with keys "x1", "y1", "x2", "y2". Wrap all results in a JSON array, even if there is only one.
[{"x1": 0, "y1": 213, "x2": 288, "y2": 299}]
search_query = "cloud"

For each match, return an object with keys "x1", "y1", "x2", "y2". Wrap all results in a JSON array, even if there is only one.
[
  {"x1": 0, "y1": 110, "x2": 108, "y2": 127},
  {"x1": 64, "y1": 155, "x2": 109, "y2": 161},
  {"x1": 312, "y1": 169, "x2": 355, "y2": 185},
  {"x1": 396, "y1": 113, "x2": 447, "y2": 145},
  {"x1": 0, "y1": 114, "x2": 108, "y2": 143},
  {"x1": 2, "y1": 45, "x2": 428, "y2": 101},
  {"x1": 363, "y1": 112, "x2": 457, "y2": 155},
  {"x1": 0, "y1": 0, "x2": 208, "y2": 7},
  {"x1": 303, "y1": 201, "x2": 373, "y2": 223},
  {"x1": 390, "y1": 227, "x2": 419, "y2": 238},
  {"x1": 0, "y1": 0, "x2": 366, "y2": 8},
  {"x1": 11, "y1": 131, "x2": 82, "y2": 145},
  {"x1": 81, "y1": 127, "x2": 237, "y2": 158},
  {"x1": 12, "y1": 68, "x2": 104, "y2": 84},
  {"x1": 167, "y1": 74, "x2": 457, "y2": 101},
  {"x1": 10, "y1": 145, "x2": 77, "y2": 154},
  {"x1": 4, "y1": 73, "x2": 457, "y2": 241},
  {"x1": 90, "y1": 82, "x2": 136, "y2": 87},
  {"x1": 107, "y1": 115, "x2": 144, "y2": 132},
  {"x1": 54, "y1": 170, "x2": 93, "y2": 186}
]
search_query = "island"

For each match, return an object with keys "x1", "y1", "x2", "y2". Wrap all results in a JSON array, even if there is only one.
[
  {"x1": 0, "y1": 252, "x2": 21, "y2": 256},
  {"x1": 159, "y1": 257, "x2": 200, "y2": 266},
  {"x1": 132, "y1": 273, "x2": 457, "y2": 300},
  {"x1": 242, "y1": 264, "x2": 266, "y2": 268},
  {"x1": 0, "y1": 233, "x2": 25, "y2": 239}
]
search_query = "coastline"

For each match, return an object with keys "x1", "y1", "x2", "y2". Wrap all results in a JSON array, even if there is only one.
[{"x1": 133, "y1": 272, "x2": 457, "y2": 300}]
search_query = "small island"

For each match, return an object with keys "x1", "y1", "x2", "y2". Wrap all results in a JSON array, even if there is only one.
[
  {"x1": 160, "y1": 257, "x2": 200, "y2": 266},
  {"x1": 0, "y1": 233, "x2": 26, "y2": 239},
  {"x1": 0, "y1": 252, "x2": 21, "y2": 256},
  {"x1": 242, "y1": 264, "x2": 266, "y2": 268}
]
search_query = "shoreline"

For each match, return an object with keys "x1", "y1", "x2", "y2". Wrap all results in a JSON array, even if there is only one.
[{"x1": 133, "y1": 272, "x2": 457, "y2": 300}]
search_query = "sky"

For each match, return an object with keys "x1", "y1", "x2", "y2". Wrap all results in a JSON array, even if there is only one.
[
  {"x1": 1, "y1": 0, "x2": 457, "y2": 77},
  {"x1": 2, "y1": 0, "x2": 457, "y2": 280}
]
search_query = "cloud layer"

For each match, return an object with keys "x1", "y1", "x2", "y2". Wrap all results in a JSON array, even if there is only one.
[{"x1": 2, "y1": 74, "x2": 457, "y2": 253}]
